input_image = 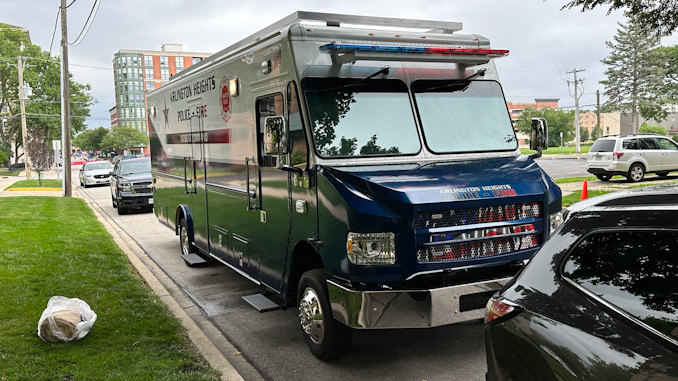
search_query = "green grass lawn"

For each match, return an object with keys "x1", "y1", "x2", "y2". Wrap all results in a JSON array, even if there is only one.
[
  {"x1": 521, "y1": 144, "x2": 592, "y2": 155},
  {"x1": 0, "y1": 197, "x2": 220, "y2": 380},
  {"x1": 6, "y1": 179, "x2": 63, "y2": 189}
]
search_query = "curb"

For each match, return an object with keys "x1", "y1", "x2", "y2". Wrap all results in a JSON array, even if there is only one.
[{"x1": 72, "y1": 186, "x2": 248, "y2": 381}]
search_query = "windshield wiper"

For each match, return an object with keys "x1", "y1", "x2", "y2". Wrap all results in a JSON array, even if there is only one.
[
  {"x1": 419, "y1": 68, "x2": 487, "y2": 93},
  {"x1": 305, "y1": 66, "x2": 391, "y2": 93}
]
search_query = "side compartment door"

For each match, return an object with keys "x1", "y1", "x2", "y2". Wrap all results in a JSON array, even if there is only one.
[{"x1": 186, "y1": 99, "x2": 209, "y2": 253}]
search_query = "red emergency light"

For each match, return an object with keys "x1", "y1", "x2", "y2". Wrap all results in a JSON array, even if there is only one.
[{"x1": 320, "y1": 43, "x2": 509, "y2": 58}]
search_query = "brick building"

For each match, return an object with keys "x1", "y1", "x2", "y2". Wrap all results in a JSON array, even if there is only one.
[{"x1": 112, "y1": 44, "x2": 212, "y2": 134}]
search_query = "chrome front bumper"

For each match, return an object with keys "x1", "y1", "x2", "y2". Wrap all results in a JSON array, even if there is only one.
[{"x1": 328, "y1": 277, "x2": 511, "y2": 329}]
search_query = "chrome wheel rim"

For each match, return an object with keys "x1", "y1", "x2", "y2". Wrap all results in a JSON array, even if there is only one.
[
  {"x1": 631, "y1": 166, "x2": 643, "y2": 181},
  {"x1": 299, "y1": 287, "x2": 324, "y2": 344},
  {"x1": 180, "y1": 225, "x2": 190, "y2": 255}
]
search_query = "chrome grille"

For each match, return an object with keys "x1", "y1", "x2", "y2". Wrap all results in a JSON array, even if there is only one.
[
  {"x1": 417, "y1": 234, "x2": 540, "y2": 263},
  {"x1": 132, "y1": 181, "x2": 152, "y2": 194},
  {"x1": 414, "y1": 202, "x2": 541, "y2": 230}
]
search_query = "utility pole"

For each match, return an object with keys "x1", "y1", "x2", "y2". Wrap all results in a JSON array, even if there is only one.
[
  {"x1": 596, "y1": 90, "x2": 601, "y2": 139},
  {"x1": 16, "y1": 56, "x2": 32, "y2": 180},
  {"x1": 61, "y1": 0, "x2": 72, "y2": 197},
  {"x1": 567, "y1": 68, "x2": 585, "y2": 153}
]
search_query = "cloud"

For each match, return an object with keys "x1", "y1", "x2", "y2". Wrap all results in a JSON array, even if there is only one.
[{"x1": 4, "y1": 0, "x2": 678, "y2": 128}]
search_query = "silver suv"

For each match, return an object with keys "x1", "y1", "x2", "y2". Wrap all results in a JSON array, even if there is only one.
[{"x1": 586, "y1": 134, "x2": 678, "y2": 182}]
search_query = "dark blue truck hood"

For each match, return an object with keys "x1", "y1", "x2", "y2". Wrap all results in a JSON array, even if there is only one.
[{"x1": 320, "y1": 156, "x2": 555, "y2": 206}]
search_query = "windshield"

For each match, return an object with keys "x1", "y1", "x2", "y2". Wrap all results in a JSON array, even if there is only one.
[
  {"x1": 120, "y1": 160, "x2": 151, "y2": 175},
  {"x1": 303, "y1": 78, "x2": 420, "y2": 158},
  {"x1": 413, "y1": 80, "x2": 516, "y2": 153},
  {"x1": 85, "y1": 162, "x2": 112, "y2": 171}
]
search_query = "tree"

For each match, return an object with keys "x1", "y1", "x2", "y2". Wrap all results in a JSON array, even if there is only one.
[
  {"x1": 654, "y1": 45, "x2": 678, "y2": 103},
  {"x1": 0, "y1": 24, "x2": 94, "y2": 164},
  {"x1": 561, "y1": 1, "x2": 678, "y2": 37},
  {"x1": 515, "y1": 107, "x2": 575, "y2": 147},
  {"x1": 638, "y1": 122, "x2": 668, "y2": 136},
  {"x1": 73, "y1": 127, "x2": 109, "y2": 151},
  {"x1": 24, "y1": 126, "x2": 51, "y2": 185},
  {"x1": 579, "y1": 126, "x2": 590, "y2": 142},
  {"x1": 100, "y1": 126, "x2": 148, "y2": 154},
  {"x1": 359, "y1": 134, "x2": 400, "y2": 155},
  {"x1": 599, "y1": 15, "x2": 664, "y2": 134}
]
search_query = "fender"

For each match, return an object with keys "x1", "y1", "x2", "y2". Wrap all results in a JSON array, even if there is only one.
[{"x1": 175, "y1": 204, "x2": 194, "y2": 242}]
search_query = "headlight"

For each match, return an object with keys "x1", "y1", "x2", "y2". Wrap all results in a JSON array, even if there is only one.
[
  {"x1": 549, "y1": 211, "x2": 563, "y2": 235},
  {"x1": 120, "y1": 183, "x2": 132, "y2": 192},
  {"x1": 346, "y1": 232, "x2": 396, "y2": 265}
]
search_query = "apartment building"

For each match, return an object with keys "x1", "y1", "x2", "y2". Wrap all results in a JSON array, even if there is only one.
[{"x1": 112, "y1": 44, "x2": 211, "y2": 134}]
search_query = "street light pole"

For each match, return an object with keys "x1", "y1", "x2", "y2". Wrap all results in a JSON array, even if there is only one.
[
  {"x1": 17, "y1": 56, "x2": 32, "y2": 180},
  {"x1": 60, "y1": 0, "x2": 72, "y2": 197}
]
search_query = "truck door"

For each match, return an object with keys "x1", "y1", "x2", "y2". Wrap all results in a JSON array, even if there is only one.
[
  {"x1": 252, "y1": 92, "x2": 290, "y2": 290},
  {"x1": 186, "y1": 99, "x2": 209, "y2": 253}
]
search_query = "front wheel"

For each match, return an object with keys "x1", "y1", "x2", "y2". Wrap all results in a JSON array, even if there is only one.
[
  {"x1": 298, "y1": 269, "x2": 352, "y2": 361},
  {"x1": 626, "y1": 163, "x2": 645, "y2": 183},
  {"x1": 179, "y1": 218, "x2": 197, "y2": 258}
]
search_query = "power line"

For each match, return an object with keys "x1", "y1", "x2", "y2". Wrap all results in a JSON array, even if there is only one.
[
  {"x1": 69, "y1": 0, "x2": 101, "y2": 47},
  {"x1": 48, "y1": 7, "x2": 61, "y2": 56}
]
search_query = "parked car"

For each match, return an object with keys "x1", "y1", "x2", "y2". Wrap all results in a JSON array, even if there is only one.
[
  {"x1": 78, "y1": 160, "x2": 113, "y2": 188},
  {"x1": 109, "y1": 156, "x2": 153, "y2": 215},
  {"x1": 485, "y1": 184, "x2": 678, "y2": 380},
  {"x1": 586, "y1": 134, "x2": 678, "y2": 182}
]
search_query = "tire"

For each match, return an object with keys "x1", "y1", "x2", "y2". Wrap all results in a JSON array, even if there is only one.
[
  {"x1": 657, "y1": 171, "x2": 670, "y2": 178},
  {"x1": 179, "y1": 218, "x2": 197, "y2": 257},
  {"x1": 117, "y1": 205, "x2": 127, "y2": 215},
  {"x1": 297, "y1": 269, "x2": 352, "y2": 361},
  {"x1": 111, "y1": 193, "x2": 117, "y2": 208},
  {"x1": 595, "y1": 174, "x2": 612, "y2": 181},
  {"x1": 626, "y1": 163, "x2": 645, "y2": 183}
]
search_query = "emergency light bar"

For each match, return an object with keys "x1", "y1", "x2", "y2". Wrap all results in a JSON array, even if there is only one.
[{"x1": 320, "y1": 43, "x2": 509, "y2": 65}]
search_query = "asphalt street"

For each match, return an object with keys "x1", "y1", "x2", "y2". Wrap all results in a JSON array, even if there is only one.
[{"x1": 2, "y1": 157, "x2": 675, "y2": 381}]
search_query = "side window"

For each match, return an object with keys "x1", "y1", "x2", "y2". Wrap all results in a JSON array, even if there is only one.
[
  {"x1": 256, "y1": 94, "x2": 284, "y2": 167},
  {"x1": 639, "y1": 138, "x2": 657, "y2": 149},
  {"x1": 657, "y1": 138, "x2": 678, "y2": 150},
  {"x1": 287, "y1": 81, "x2": 308, "y2": 169},
  {"x1": 622, "y1": 139, "x2": 638, "y2": 150},
  {"x1": 562, "y1": 230, "x2": 678, "y2": 342}
]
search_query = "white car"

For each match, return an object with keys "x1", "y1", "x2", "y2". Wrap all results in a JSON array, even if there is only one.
[
  {"x1": 586, "y1": 134, "x2": 678, "y2": 182},
  {"x1": 79, "y1": 161, "x2": 113, "y2": 188}
]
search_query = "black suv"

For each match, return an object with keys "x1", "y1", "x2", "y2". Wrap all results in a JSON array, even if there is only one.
[
  {"x1": 485, "y1": 184, "x2": 678, "y2": 380},
  {"x1": 109, "y1": 156, "x2": 153, "y2": 215}
]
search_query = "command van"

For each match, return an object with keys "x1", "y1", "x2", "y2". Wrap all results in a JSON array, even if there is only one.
[{"x1": 147, "y1": 11, "x2": 562, "y2": 360}]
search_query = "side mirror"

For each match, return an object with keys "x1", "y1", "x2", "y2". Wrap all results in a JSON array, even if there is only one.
[
  {"x1": 263, "y1": 116, "x2": 287, "y2": 155},
  {"x1": 529, "y1": 117, "x2": 548, "y2": 158}
]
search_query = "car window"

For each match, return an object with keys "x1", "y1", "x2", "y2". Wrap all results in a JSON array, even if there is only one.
[
  {"x1": 85, "y1": 162, "x2": 112, "y2": 170},
  {"x1": 119, "y1": 160, "x2": 151, "y2": 175},
  {"x1": 590, "y1": 139, "x2": 616, "y2": 152},
  {"x1": 657, "y1": 138, "x2": 678, "y2": 150},
  {"x1": 639, "y1": 138, "x2": 657, "y2": 149},
  {"x1": 562, "y1": 230, "x2": 678, "y2": 343},
  {"x1": 621, "y1": 139, "x2": 638, "y2": 150}
]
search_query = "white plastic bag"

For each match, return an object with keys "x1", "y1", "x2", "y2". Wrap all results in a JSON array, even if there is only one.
[{"x1": 37, "y1": 296, "x2": 97, "y2": 342}]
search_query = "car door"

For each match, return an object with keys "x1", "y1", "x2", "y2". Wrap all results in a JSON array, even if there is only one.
[
  {"x1": 250, "y1": 92, "x2": 291, "y2": 290},
  {"x1": 638, "y1": 138, "x2": 662, "y2": 171},
  {"x1": 655, "y1": 137, "x2": 678, "y2": 171}
]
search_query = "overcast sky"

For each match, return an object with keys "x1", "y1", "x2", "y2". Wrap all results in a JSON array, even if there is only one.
[{"x1": 4, "y1": 0, "x2": 678, "y2": 130}]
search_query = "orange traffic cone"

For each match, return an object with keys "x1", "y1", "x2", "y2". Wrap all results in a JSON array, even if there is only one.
[{"x1": 580, "y1": 180, "x2": 588, "y2": 201}]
